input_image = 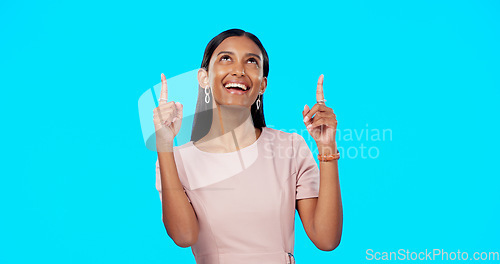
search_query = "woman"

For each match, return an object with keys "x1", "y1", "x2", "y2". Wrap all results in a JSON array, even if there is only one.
[{"x1": 153, "y1": 28, "x2": 342, "y2": 264}]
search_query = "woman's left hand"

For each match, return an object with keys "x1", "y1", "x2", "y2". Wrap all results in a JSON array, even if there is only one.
[{"x1": 302, "y1": 74, "x2": 338, "y2": 150}]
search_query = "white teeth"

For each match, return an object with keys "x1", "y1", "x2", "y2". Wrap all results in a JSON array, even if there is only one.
[{"x1": 224, "y1": 83, "x2": 248, "y2": 90}]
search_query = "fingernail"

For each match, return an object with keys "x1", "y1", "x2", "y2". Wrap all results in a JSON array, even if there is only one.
[
  {"x1": 303, "y1": 116, "x2": 309, "y2": 123},
  {"x1": 307, "y1": 124, "x2": 312, "y2": 129}
]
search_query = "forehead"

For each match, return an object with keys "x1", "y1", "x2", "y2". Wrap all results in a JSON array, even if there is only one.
[{"x1": 212, "y1": 36, "x2": 262, "y2": 58}]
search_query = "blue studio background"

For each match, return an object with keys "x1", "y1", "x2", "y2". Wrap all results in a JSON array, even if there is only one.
[{"x1": 1, "y1": 0, "x2": 499, "y2": 263}]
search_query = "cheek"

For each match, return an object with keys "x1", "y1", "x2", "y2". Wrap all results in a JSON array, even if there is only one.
[
  {"x1": 251, "y1": 74, "x2": 263, "y2": 86},
  {"x1": 245, "y1": 65, "x2": 261, "y2": 74},
  {"x1": 246, "y1": 65, "x2": 263, "y2": 78},
  {"x1": 208, "y1": 68, "x2": 225, "y2": 86}
]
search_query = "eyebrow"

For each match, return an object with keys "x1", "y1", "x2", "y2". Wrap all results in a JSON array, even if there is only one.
[{"x1": 217, "y1": 51, "x2": 262, "y2": 61}]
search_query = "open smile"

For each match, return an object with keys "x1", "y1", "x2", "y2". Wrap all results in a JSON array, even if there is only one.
[{"x1": 223, "y1": 81, "x2": 251, "y2": 95}]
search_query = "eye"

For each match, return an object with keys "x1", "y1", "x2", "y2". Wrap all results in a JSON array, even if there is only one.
[
  {"x1": 220, "y1": 55, "x2": 231, "y2": 61},
  {"x1": 248, "y1": 58, "x2": 259, "y2": 66}
]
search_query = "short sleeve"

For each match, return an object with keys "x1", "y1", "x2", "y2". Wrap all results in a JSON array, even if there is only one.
[
  {"x1": 294, "y1": 134, "x2": 320, "y2": 200},
  {"x1": 155, "y1": 158, "x2": 192, "y2": 207}
]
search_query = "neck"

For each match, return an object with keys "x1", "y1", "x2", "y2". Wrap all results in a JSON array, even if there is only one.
[{"x1": 197, "y1": 104, "x2": 261, "y2": 152}]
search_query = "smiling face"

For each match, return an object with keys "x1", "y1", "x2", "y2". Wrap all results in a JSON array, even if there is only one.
[{"x1": 198, "y1": 36, "x2": 267, "y2": 108}]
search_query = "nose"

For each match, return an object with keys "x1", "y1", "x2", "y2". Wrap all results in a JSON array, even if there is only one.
[{"x1": 231, "y1": 63, "x2": 245, "y2": 76}]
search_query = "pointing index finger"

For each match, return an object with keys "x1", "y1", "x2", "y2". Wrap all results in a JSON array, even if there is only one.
[
  {"x1": 160, "y1": 73, "x2": 168, "y2": 105},
  {"x1": 316, "y1": 74, "x2": 325, "y2": 103}
]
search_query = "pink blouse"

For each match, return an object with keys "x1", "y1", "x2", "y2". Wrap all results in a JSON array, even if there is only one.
[{"x1": 156, "y1": 127, "x2": 320, "y2": 264}]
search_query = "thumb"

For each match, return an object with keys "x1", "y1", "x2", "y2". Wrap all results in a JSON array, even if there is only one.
[
  {"x1": 174, "y1": 102, "x2": 183, "y2": 119},
  {"x1": 302, "y1": 104, "x2": 310, "y2": 117}
]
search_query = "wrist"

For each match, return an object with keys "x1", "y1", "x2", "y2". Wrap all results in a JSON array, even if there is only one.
[
  {"x1": 317, "y1": 144, "x2": 338, "y2": 155},
  {"x1": 156, "y1": 141, "x2": 174, "y2": 153},
  {"x1": 317, "y1": 143, "x2": 340, "y2": 162}
]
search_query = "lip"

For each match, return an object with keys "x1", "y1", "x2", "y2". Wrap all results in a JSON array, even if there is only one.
[
  {"x1": 223, "y1": 79, "x2": 252, "y2": 95},
  {"x1": 225, "y1": 88, "x2": 250, "y2": 95}
]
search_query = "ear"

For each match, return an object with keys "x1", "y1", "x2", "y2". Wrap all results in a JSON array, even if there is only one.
[
  {"x1": 259, "y1": 76, "x2": 268, "y2": 94},
  {"x1": 198, "y1": 68, "x2": 209, "y2": 88}
]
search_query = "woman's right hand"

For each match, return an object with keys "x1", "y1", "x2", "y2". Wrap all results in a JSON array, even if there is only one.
[{"x1": 153, "y1": 73, "x2": 183, "y2": 152}]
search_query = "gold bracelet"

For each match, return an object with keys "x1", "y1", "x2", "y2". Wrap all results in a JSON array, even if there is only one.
[{"x1": 318, "y1": 152, "x2": 340, "y2": 162}]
